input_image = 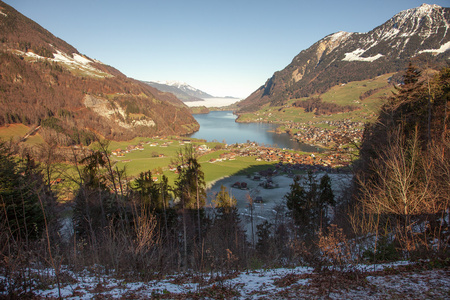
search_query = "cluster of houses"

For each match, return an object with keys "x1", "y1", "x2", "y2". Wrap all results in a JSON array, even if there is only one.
[
  {"x1": 286, "y1": 120, "x2": 364, "y2": 149},
  {"x1": 111, "y1": 142, "x2": 146, "y2": 157},
  {"x1": 110, "y1": 139, "x2": 210, "y2": 158},
  {"x1": 216, "y1": 144, "x2": 352, "y2": 170},
  {"x1": 109, "y1": 137, "x2": 352, "y2": 180}
]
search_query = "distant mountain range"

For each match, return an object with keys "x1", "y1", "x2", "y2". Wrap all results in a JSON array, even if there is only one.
[
  {"x1": 237, "y1": 3, "x2": 450, "y2": 113},
  {"x1": 143, "y1": 81, "x2": 213, "y2": 102},
  {"x1": 0, "y1": 0, "x2": 198, "y2": 144}
]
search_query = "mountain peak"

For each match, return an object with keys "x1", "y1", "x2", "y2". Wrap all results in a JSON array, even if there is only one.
[
  {"x1": 393, "y1": 3, "x2": 445, "y2": 21},
  {"x1": 237, "y1": 3, "x2": 450, "y2": 112},
  {"x1": 417, "y1": 3, "x2": 442, "y2": 13},
  {"x1": 144, "y1": 81, "x2": 213, "y2": 102}
]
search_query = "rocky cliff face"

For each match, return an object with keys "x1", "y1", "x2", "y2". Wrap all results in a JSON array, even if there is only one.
[
  {"x1": 237, "y1": 4, "x2": 450, "y2": 113},
  {"x1": 0, "y1": 0, "x2": 198, "y2": 144}
]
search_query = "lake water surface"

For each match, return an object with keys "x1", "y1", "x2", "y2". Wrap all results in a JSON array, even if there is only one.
[{"x1": 187, "y1": 111, "x2": 320, "y2": 152}]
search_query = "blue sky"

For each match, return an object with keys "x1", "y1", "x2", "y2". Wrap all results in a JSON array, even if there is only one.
[{"x1": 4, "y1": 0, "x2": 450, "y2": 98}]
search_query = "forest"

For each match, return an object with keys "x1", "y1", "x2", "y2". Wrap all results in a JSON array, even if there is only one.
[
  {"x1": 0, "y1": 49, "x2": 199, "y2": 143},
  {"x1": 0, "y1": 64, "x2": 449, "y2": 297}
]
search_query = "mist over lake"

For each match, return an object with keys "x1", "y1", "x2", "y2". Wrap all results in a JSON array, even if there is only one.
[
  {"x1": 184, "y1": 97, "x2": 240, "y2": 107},
  {"x1": 187, "y1": 111, "x2": 320, "y2": 152}
]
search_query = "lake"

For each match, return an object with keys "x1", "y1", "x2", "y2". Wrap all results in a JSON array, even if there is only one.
[{"x1": 187, "y1": 111, "x2": 321, "y2": 152}]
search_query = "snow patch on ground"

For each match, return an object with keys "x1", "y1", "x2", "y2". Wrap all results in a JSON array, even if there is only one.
[
  {"x1": 329, "y1": 31, "x2": 352, "y2": 42},
  {"x1": 418, "y1": 41, "x2": 450, "y2": 55},
  {"x1": 342, "y1": 49, "x2": 384, "y2": 62},
  {"x1": 4, "y1": 262, "x2": 448, "y2": 299},
  {"x1": 17, "y1": 48, "x2": 109, "y2": 77}
]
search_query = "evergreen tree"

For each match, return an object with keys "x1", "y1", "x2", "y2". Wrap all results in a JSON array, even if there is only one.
[
  {"x1": 72, "y1": 150, "x2": 116, "y2": 238},
  {"x1": 256, "y1": 220, "x2": 272, "y2": 256},
  {"x1": 173, "y1": 145, "x2": 207, "y2": 270},
  {"x1": 284, "y1": 171, "x2": 334, "y2": 236},
  {"x1": 213, "y1": 184, "x2": 237, "y2": 215},
  {"x1": 206, "y1": 185, "x2": 246, "y2": 271},
  {"x1": 285, "y1": 176, "x2": 307, "y2": 227},
  {"x1": 0, "y1": 142, "x2": 56, "y2": 240},
  {"x1": 318, "y1": 173, "x2": 335, "y2": 228},
  {"x1": 132, "y1": 170, "x2": 161, "y2": 210}
]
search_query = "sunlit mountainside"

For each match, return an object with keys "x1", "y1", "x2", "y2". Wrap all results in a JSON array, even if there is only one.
[
  {"x1": 0, "y1": 0, "x2": 198, "y2": 145},
  {"x1": 237, "y1": 4, "x2": 450, "y2": 113}
]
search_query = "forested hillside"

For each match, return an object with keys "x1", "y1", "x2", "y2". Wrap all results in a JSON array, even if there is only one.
[{"x1": 0, "y1": 1, "x2": 198, "y2": 145}]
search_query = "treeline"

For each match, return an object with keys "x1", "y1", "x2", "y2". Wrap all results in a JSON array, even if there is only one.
[
  {"x1": 292, "y1": 96, "x2": 359, "y2": 115},
  {"x1": 359, "y1": 86, "x2": 387, "y2": 101}
]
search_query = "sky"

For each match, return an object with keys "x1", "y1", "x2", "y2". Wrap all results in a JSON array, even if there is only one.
[{"x1": 3, "y1": 0, "x2": 450, "y2": 98}]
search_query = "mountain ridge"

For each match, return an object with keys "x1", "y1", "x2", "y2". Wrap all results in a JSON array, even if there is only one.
[
  {"x1": 143, "y1": 81, "x2": 213, "y2": 102},
  {"x1": 0, "y1": 0, "x2": 198, "y2": 145},
  {"x1": 237, "y1": 3, "x2": 450, "y2": 113}
]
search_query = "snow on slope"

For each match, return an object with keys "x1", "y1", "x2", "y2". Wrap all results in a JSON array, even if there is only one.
[
  {"x1": 17, "y1": 48, "x2": 110, "y2": 77},
  {"x1": 418, "y1": 40, "x2": 450, "y2": 55},
  {"x1": 8, "y1": 262, "x2": 449, "y2": 299},
  {"x1": 341, "y1": 4, "x2": 449, "y2": 63},
  {"x1": 342, "y1": 49, "x2": 384, "y2": 62}
]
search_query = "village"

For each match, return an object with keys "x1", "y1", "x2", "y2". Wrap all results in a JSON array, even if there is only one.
[
  {"x1": 110, "y1": 135, "x2": 355, "y2": 182},
  {"x1": 284, "y1": 119, "x2": 365, "y2": 149}
]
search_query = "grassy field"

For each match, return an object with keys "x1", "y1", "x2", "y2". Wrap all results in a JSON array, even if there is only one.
[
  {"x1": 237, "y1": 73, "x2": 395, "y2": 127},
  {"x1": 110, "y1": 138, "x2": 275, "y2": 186},
  {"x1": 0, "y1": 124, "x2": 275, "y2": 191},
  {"x1": 0, "y1": 74, "x2": 386, "y2": 190},
  {"x1": 0, "y1": 124, "x2": 45, "y2": 145}
]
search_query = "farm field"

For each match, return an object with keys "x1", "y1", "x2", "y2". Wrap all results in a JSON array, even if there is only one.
[
  {"x1": 0, "y1": 124, "x2": 44, "y2": 144},
  {"x1": 109, "y1": 137, "x2": 277, "y2": 186},
  {"x1": 0, "y1": 127, "x2": 288, "y2": 193}
]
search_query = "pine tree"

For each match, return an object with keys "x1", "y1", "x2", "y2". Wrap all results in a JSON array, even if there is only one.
[
  {"x1": 0, "y1": 142, "x2": 55, "y2": 240},
  {"x1": 285, "y1": 171, "x2": 335, "y2": 236}
]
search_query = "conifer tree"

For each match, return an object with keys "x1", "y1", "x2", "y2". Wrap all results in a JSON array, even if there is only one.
[
  {"x1": 285, "y1": 171, "x2": 334, "y2": 236},
  {"x1": 0, "y1": 142, "x2": 56, "y2": 240}
]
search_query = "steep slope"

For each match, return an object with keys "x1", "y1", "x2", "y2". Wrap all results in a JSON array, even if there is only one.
[
  {"x1": 237, "y1": 3, "x2": 450, "y2": 113},
  {"x1": 0, "y1": 1, "x2": 198, "y2": 145},
  {"x1": 143, "y1": 81, "x2": 213, "y2": 102}
]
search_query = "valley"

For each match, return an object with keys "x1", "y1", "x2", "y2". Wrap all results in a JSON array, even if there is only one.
[
  {"x1": 235, "y1": 73, "x2": 395, "y2": 148},
  {"x1": 1, "y1": 1, "x2": 449, "y2": 298}
]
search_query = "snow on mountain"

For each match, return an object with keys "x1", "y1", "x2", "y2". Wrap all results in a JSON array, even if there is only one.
[
  {"x1": 156, "y1": 80, "x2": 214, "y2": 98},
  {"x1": 342, "y1": 49, "x2": 384, "y2": 62},
  {"x1": 418, "y1": 40, "x2": 450, "y2": 54},
  {"x1": 341, "y1": 4, "x2": 450, "y2": 62},
  {"x1": 145, "y1": 80, "x2": 214, "y2": 102},
  {"x1": 238, "y1": 3, "x2": 450, "y2": 112},
  {"x1": 17, "y1": 48, "x2": 109, "y2": 77}
]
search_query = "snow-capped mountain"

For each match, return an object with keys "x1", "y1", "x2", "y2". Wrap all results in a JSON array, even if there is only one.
[
  {"x1": 143, "y1": 81, "x2": 213, "y2": 102},
  {"x1": 237, "y1": 3, "x2": 450, "y2": 112}
]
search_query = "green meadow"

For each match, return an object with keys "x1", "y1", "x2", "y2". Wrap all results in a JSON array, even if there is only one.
[
  {"x1": 0, "y1": 124, "x2": 44, "y2": 144},
  {"x1": 108, "y1": 138, "x2": 275, "y2": 187},
  {"x1": 237, "y1": 73, "x2": 395, "y2": 127}
]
